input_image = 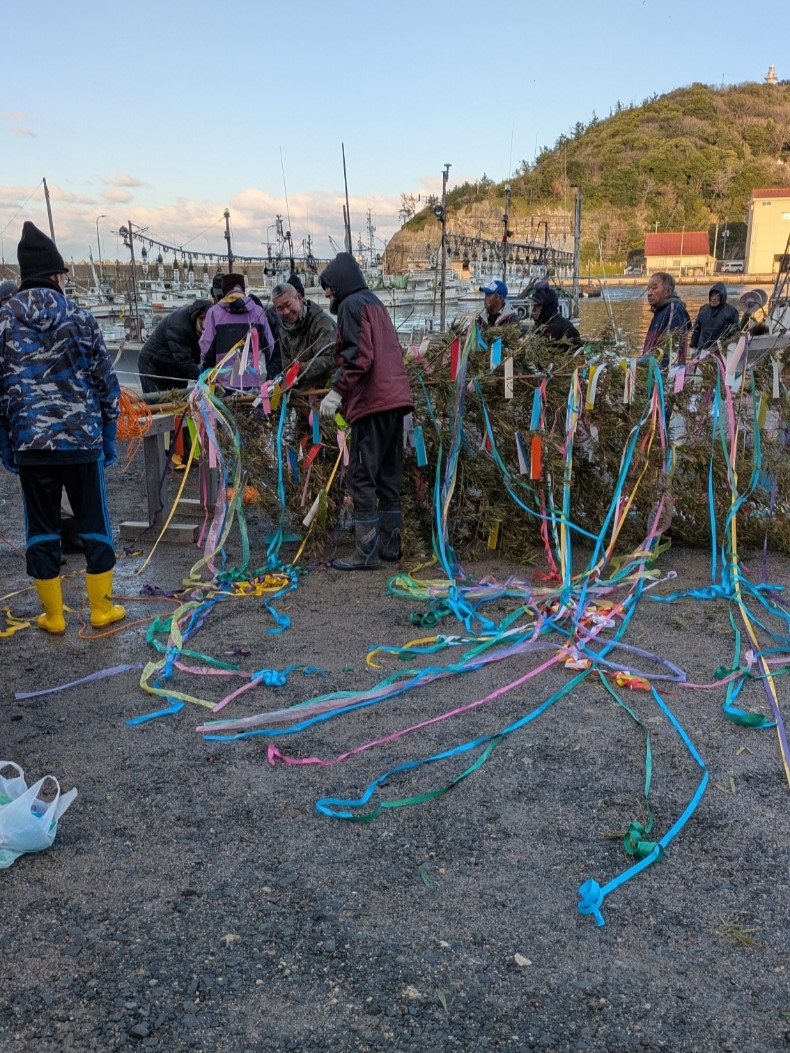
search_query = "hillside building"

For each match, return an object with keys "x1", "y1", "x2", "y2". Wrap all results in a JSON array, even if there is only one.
[
  {"x1": 745, "y1": 189, "x2": 790, "y2": 275},
  {"x1": 644, "y1": 232, "x2": 713, "y2": 277}
]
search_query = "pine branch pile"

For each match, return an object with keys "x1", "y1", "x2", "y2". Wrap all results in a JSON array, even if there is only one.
[{"x1": 216, "y1": 325, "x2": 790, "y2": 563}]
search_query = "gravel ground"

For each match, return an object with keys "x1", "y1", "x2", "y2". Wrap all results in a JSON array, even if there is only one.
[{"x1": 1, "y1": 454, "x2": 789, "y2": 1053}]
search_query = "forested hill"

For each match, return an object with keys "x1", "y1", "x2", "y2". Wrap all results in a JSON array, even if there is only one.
[{"x1": 386, "y1": 82, "x2": 790, "y2": 271}]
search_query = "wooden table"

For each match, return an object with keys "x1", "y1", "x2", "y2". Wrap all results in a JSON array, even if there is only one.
[{"x1": 119, "y1": 413, "x2": 218, "y2": 544}]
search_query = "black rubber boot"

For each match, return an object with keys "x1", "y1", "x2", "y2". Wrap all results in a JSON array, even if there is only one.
[
  {"x1": 379, "y1": 509, "x2": 402, "y2": 562},
  {"x1": 335, "y1": 518, "x2": 380, "y2": 571}
]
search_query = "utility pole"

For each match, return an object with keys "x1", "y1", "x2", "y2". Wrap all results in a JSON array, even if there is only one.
[
  {"x1": 436, "y1": 162, "x2": 451, "y2": 333},
  {"x1": 223, "y1": 208, "x2": 234, "y2": 270},
  {"x1": 501, "y1": 183, "x2": 511, "y2": 282},
  {"x1": 43, "y1": 177, "x2": 56, "y2": 242}
]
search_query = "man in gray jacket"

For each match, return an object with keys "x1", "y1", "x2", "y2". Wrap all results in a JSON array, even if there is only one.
[{"x1": 270, "y1": 281, "x2": 336, "y2": 387}]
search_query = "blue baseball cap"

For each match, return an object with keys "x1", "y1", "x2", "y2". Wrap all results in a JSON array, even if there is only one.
[{"x1": 479, "y1": 279, "x2": 508, "y2": 298}]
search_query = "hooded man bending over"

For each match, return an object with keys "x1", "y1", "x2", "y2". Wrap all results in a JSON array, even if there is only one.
[{"x1": 318, "y1": 253, "x2": 413, "y2": 571}]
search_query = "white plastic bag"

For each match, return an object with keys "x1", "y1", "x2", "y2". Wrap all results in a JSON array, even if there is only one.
[{"x1": 0, "y1": 761, "x2": 78, "y2": 868}]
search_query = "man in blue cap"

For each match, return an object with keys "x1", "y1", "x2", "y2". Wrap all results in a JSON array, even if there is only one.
[{"x1": 478, "y1": 278, "x2": 518, "y2": 329}]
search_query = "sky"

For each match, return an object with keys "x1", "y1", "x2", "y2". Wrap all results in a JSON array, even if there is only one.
[{"x1": 2, "y1": 0, "x2": 788, "y2": 270}]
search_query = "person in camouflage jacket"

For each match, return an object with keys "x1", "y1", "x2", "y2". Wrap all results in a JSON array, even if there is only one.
[{"x1": 0, "y1": 222, "x2": 125, "y2": 634}]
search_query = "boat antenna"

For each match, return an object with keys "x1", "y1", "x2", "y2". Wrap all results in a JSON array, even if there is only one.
[
  {"x1": 342, "y1": 143, "x2": 353, "y2": 254},
  {"x1": 597, "y1": 236, "x2": 618, "y2": 336},
  {"x1": 43, "y1": 177, "x2": 56, "y2": 243},
  {"x1": 280, "y1": 148, "x2": 296, "y2": 271},
  {"x1": 223, "y1": 208, "x2": 234, "y2": 270},
  {"x1": 0, "y1": 179, "x2": 44, "y2": 241}
]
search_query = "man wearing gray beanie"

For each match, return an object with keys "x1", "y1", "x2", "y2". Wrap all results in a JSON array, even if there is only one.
[{"x1": 0, "y1": 222, "x2": 125, "y2": 634}]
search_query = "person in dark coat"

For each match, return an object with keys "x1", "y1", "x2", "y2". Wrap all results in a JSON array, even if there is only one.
[
  {"x1": 137, "y1": 298, "x2": 211, "y2": 393},
  {"x1": 690, "y1": 282, "x2": 740, "y2": 353},
  {"x1": 209, "y1": 274, "x2": 224, "y2": 303},
  {"x1": 642, "y1": 272, "x2": 691, "y2": 369},
  {"x1": 529, "y1": 281, "x2": 582, "y2": 347},
  {"x1": 318, "y1": 252, "x2": 413, "y2": 570}
]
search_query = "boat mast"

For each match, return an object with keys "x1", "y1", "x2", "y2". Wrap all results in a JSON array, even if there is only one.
[
  {"x1": 367, "y1": 209, "x2": 376, "y2": 269},
  {"x1": 123, "y1": 219, "x2": 142, "y2": 336},
  {"x1": 42, "y1": 177, "x2": 56, "y2": 242},
  {"x1": 342, "y1": 143, "x2": 353, "y2": 254},
  {"x1": 224, "y1": 209, "x2": 234, "y2": 270},
  {"x1": 501, "y1": 182, "x2": 511, "y2": 282},
  {"x1": 439, "y1": 162, "x2": 451, "y2": 334},
  {"x1": 572, "y1": 186, "x2": 582, "y2": 314}
]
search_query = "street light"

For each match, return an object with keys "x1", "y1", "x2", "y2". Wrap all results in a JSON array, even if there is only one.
[{"x1": 95, "y1": 214, "x2": 107, "y2": 281}]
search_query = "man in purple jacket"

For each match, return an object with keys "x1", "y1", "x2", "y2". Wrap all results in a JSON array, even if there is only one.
[{"x1": 319, "y1": 253, "x2": 413, "y2": 570}]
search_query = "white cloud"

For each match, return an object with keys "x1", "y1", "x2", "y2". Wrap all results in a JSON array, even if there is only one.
[
  {"x1": 105, "y1": 173, "x2": 149, "y2": 188},
  {"x1": 103, "y1": 188, "x2": 133, "y2": 204},
  {"x1": 1, "y1": 111, "x2": 36, "y2": 137},
  {"x1": 0, "y1": 182, "x2": 406, "y2": 263}
]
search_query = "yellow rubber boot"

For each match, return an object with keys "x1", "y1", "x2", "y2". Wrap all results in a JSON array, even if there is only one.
[
  {"x1": 34, "y1": 577, "x2": 66, "y2": 635},
  {"x1": 85, "y1": 570, "x2": 126, "y2": 628}
]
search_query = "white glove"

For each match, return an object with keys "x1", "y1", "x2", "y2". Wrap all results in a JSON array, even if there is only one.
[{"x1": 320, "y1": 389, "x2": 342, "y2": 419}]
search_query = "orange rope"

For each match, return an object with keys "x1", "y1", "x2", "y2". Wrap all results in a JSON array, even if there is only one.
[{"x1": 116, "y1": 388, "x2": 154, "y2": 468}]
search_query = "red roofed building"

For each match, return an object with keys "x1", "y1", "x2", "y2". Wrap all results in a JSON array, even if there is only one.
[
  {"x1": 644, "y1": 232, "x2": 712, "y2": 276},
  {"x1": 745, "y1": 189, "x2": 790, "y2": 275}
]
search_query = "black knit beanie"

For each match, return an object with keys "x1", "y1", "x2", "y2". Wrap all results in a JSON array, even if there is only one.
[
  {"x1": 287, "y1": 271, "x2": 305, "y2": 297},
  {"x1": 17, "y1": 222, "x2": 68, "y2": 281},
  {"x1": 221, "y1": 273, "x2": 245, "y2": 296}
]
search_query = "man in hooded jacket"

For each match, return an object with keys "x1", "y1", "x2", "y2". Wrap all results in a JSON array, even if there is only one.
[
  {"x1": 0, "y1": 222, "x2": 125, "y2": 634},
  {"x1": 690, "y1": 282, "x2": 740, "y2": 353},
  {"x1": 138, "y1": 298, "x2": 211, "y2": 393},
  {"x1": 529, "y1": 281, "x2": 582, "y2": 347},
  {"x1": 318, "y1": 252, "x2": 413, "y2": 570}
]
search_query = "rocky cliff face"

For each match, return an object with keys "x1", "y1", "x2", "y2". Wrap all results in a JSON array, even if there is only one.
[{"x1": 384, "y1": 200, "x2": 577, "y2": 273}]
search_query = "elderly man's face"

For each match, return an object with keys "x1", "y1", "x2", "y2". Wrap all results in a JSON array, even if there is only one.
[
  {"x1": 709, "y1": 291, "x2": 721, "y2": 308},
  {"x1": 484, "y1": 292, "x2": 504, "y2": 313},
  {"x1": 273, "y1": 289, "x2": 303, "y2": 325},
  {"x1": 646, "y1": 275, "x2": 669, "y2": 308}
]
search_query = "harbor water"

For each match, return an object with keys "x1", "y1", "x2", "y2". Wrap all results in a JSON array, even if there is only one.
[{"x1": 394, "y1": 283, "x2": 773, "y2": 351}]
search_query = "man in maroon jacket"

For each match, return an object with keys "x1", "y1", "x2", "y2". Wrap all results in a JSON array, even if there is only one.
[{"x1": 319, "y1": 253, "x2": 413, "y2": 570}]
